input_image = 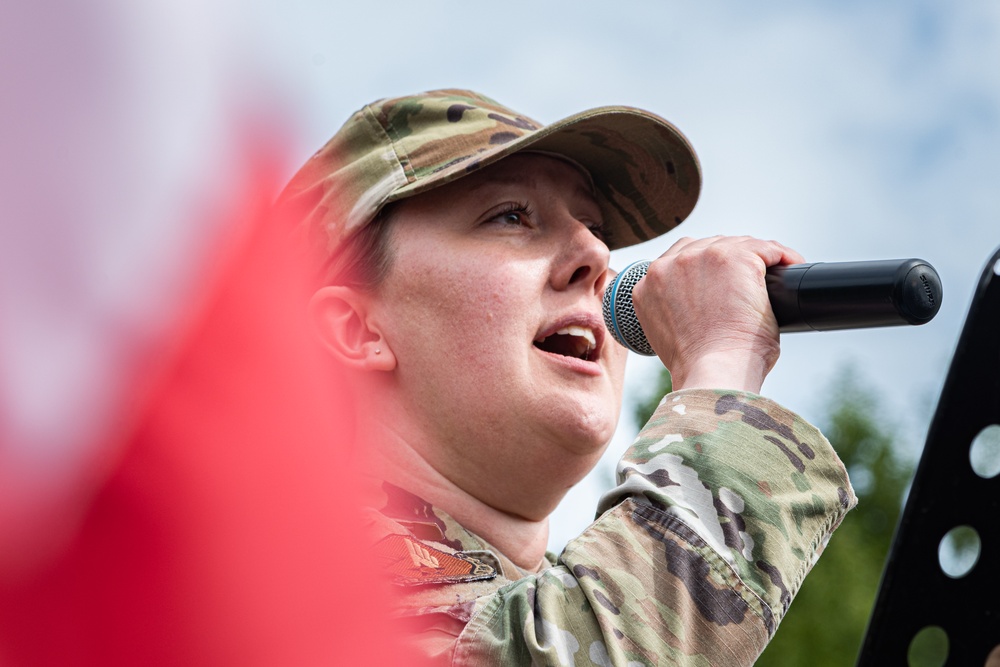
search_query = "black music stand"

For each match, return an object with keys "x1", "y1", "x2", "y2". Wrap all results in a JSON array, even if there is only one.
[{"x1": 857, "y1": 246, "x2": 1000, "y2": 665}]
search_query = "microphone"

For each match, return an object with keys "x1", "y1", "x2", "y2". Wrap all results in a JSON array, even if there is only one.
[{"x1": 603, "y1": 258, "x2": 943, "y2": 356}]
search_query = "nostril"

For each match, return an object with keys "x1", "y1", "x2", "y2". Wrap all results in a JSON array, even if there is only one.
[{"x1": 569, "y1": 266, "x2": 590, "y2": 284}]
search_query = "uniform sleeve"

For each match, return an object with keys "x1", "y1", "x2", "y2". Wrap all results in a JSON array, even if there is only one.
[{"x1": 453, "y1": 389, "x2": 857, "y2": 666}]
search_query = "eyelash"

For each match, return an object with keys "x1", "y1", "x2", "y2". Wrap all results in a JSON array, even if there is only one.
[
  {"x1": 486, "y1": 201, "x2": 607, "y2": 242},
  {"x1": 490, "y1": 202, "x2": 534, "y2": 227},
  {"x1": 587, "y1": 222, "x2": 607, "y2": 243}
]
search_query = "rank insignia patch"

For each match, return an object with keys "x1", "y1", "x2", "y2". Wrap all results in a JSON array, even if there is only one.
[{"x1": 374, "y1": 534, "x2": 496, "y2": 586}]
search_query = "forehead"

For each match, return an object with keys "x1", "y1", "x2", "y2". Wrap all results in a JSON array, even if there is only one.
[{"x1": 395, "y1": 152, "x2": 599, "y2": 213}]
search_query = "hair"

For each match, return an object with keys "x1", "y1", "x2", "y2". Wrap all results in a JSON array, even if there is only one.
[{"x1": 323, "y1": 202, "x2": 398, "y2": 291}]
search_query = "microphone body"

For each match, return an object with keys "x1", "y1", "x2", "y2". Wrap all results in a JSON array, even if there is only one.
[{"x1": 603, "y1": 258, "x2": 943, "y2": 356}]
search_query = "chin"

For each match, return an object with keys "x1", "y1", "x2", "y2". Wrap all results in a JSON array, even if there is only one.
[{"x1": 552, "y1": 403, "x2": 619, "y2": 458}]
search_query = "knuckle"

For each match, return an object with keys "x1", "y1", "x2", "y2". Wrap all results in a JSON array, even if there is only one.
[
  {"x1": 670, "y1": 250, "x2": 701, "y2": 272},
  {"x1": 643, "y1": 260, "x2": 670, "y2": 287},
  {"x1": 669, "y1": 235, "x2": 696, "y2": 250},
  {"x1": 702, "y1": 243, "x2": 732, "y2": 264}
]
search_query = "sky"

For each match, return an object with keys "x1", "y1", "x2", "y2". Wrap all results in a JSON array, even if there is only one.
[{"x1": 2, "y1": 0, "x2": 998, "y2": 550}]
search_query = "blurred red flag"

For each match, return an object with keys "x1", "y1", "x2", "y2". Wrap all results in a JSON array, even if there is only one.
[{"x1": 0, "y1": 159, "x2": 408, "y2": 665}]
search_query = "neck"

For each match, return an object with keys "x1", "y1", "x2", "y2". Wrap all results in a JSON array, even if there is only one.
[{"x1": 360, "y1": 417, "x2": 552, "y2": 571}]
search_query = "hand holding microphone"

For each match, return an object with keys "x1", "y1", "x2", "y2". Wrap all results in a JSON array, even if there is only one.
[
  {"x1": 604, "y1": 249, "x2": 943, "y2": 356},
  {"x1": 612, "y1": 237, "x2": 803, "y2": 392}
]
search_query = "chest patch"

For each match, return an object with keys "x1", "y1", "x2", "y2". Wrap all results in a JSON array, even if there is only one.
[{"x1": 374, "y1": 534, "x2": 497, "y2": 586}]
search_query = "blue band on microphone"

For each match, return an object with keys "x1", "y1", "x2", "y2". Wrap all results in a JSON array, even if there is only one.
[{"x1": 602, "y1": 260, "x2": 655, "y2": 355}]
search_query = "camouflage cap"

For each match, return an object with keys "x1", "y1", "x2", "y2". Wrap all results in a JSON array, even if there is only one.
[{"x1": 281, "y1": 89, "x2": 701, "y2": 276}]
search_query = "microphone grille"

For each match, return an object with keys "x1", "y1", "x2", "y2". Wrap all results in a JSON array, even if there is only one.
[{"x1": 602, "y1": 260, "x2": 655, "y2": 356}]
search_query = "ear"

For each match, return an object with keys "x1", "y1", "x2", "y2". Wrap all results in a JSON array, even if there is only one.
[{"x1": 309, "y1": 286, "x2": 396, "y2": 371}]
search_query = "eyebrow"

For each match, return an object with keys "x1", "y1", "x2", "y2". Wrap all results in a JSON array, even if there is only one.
[
  {"x1": 468, "y1": 174, "x2": 538, "y2": 191},
  {"x1": 469, "y1": 175, "x2": 598, "y2": 203}
]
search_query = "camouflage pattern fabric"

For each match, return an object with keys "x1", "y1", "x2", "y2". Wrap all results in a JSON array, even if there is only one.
[
  {"x1": 277, "y1": 89, "x2": 701, "y2": 283},
  {"x1": 365, "y1": 389, "x2": 856, "y2": 666}
]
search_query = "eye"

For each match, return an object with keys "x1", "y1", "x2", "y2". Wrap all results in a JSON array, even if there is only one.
[
  {"x1": 579, "y1": 217, "x2": 607, "y2": 243},
  {"x1": 487, "y1": 202, "x2": 534, "y2": 227},
  {"x1": 586, "y1": 222, "x2": 607, "y2": 243}
]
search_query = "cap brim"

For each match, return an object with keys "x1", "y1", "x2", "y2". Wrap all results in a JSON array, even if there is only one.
[{"x1": 389, "y1": 106, "x2": 701, "y2": 250}]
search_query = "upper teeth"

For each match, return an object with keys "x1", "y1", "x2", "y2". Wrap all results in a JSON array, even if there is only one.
[{"x1": 558, "y1": 326, "x2": 596, "y2": 351}]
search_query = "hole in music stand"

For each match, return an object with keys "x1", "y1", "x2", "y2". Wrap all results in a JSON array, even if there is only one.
[
  {"x1": 938, "y1": 525, "x2": 981, "y2": 579},
  {"x1": 907, "y1": 625, "x2": 949, "y2": 667},
  {"x1": 970, "y1": 424, "x2": 1000, "y2": 479}
]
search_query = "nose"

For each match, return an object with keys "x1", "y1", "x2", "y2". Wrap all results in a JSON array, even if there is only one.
[{"x1": 549, "y1": 219, "x2": 612, "y2": 296}]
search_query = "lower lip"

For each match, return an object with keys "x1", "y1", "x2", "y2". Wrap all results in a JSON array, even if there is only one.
[{"x1": 533, "y1": 346, "x2": 603, "y2": 376}]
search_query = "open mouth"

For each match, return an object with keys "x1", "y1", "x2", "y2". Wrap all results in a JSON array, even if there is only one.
[{"x1": 533, "y1": 325, "x2": 598, "y2": 362}]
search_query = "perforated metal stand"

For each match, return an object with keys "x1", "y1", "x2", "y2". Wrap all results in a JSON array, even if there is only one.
[{"x1": 857, "y1": 246, "x2": 1000, "y2": 665}]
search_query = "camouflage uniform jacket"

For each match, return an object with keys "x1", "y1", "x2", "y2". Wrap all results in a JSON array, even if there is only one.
[{"x1": 367, "y1": 388, "x2": 857, "y2": 666}]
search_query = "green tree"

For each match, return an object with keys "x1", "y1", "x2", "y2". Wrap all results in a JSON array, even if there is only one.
[
  {"x1": 632, "y1": 363, "x2": 671, "y2": 429},
  {"x1": 632, "y1": 364, "x2": 913, "y2": 666}
]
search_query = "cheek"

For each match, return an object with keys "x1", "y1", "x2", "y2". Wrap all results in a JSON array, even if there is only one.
[
  {"x1": 442, "y1": 267, "x2": 532, "y2": 357},
  {"x1": 387, "y1": 257, "x2": 536, "y2": 359},
  {"x1": 606, "y1": 344, "x2": 628, "y2": 394},
  {"x1": 608, "y1": 342, "x2": 627, "y2": 374}
]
